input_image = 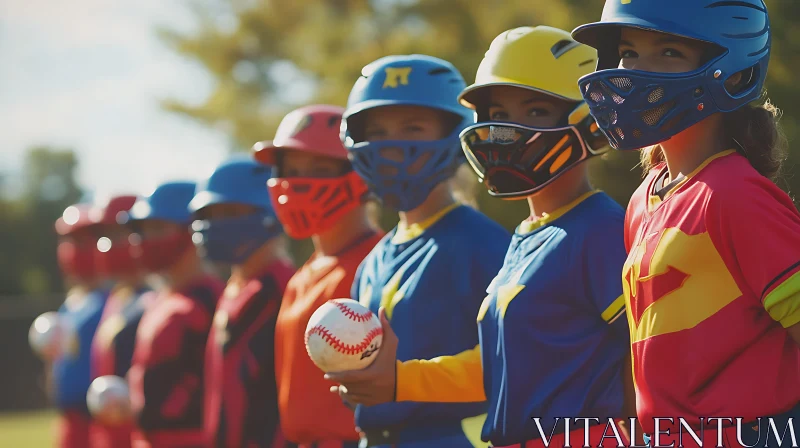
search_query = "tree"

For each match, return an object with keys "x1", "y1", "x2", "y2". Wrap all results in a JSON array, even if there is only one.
[
  {"x1": 160, "y1": 0, "x2": 799, "y2": 243},
  {"x1": 0, "y1": 147, "x2": 84, "y2": 296}
]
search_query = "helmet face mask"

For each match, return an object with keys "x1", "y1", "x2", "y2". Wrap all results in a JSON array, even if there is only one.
[
  {"x1": 457, "y1": 26, "x2": 610, "y2": 198},
  {"x1": 460, "y1": 120, "x2": 600, "y2": 199},
  {"x1": 572, "y1": 0, "x2": 771, "y2": 151},
  {"x1": 341, "y1": 55, "x2": 474, "y2": 212},
  {"x1": 255, "y1": 105, "x2": 371, "y2": 239}
]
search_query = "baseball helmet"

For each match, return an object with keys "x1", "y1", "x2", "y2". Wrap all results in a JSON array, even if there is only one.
[
  {"x1": 572, "y1": 0, "x2": 771, "y2": 150},
  {"x1": 254, "y1": 105, "x2": 370, "y2": 239},
  {"x1": 341, "y1": 54, "x2": 474, "y2": 211},
  {"x1": 458, "y1": 26, "x2": 609, "y2": 198}
]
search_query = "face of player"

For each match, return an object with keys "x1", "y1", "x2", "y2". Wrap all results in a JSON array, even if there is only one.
[
  {"x1": 98, "y1": 223, "x2": 132, "y2": 244},
  {"x1": 361, "y1": 105, "x2": 452, "y2": 175},
  {"x1": 617, "y1": 28, "x2": 707, "y2": 73},
  {"x1": 279, "y1": 151, "x2": 349, "y2": 179},
  {"x1": 137, "y1": 219, "x2": 185, "y2": 240},
  {"x1": 193, "y1": 203, "x2": 259, "y2": 221},
  {"x1": 362, "y1": 106, "x2": 450, "y2": 142},
  {"x1": 486, "y1": 85, "x2": 574, "y2": 128}
]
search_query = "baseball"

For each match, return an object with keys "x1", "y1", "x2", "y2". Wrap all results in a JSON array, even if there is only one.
[
  {"x1": 305, "y1": 299, "x2": 383, "y2": 373},
  {"x1": 28, "y1": 312, "x2": 72, "y2": 361},
  {"x1": 87, "y1": 375, "x2": 132, "y2": 426}
]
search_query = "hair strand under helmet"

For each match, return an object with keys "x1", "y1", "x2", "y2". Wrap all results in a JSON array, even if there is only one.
[
  {"x1": 458, "y1": 26, "x2": 609, "y2": 199},
  {"x1": 254, "y1": 105, "x2": 369, "y2": 240},
  {"x1": 341, "y1": 54, "x2": 474, "y2": 212},
  {"x1": 571, "y1": 0, "x2": 771, "y2": 151},
  {"x1": 188, "y1": 156, "x2": 283, "y2": 264},
  {"x1": 125, "y1": 181, "x2": 197, "y2": 273}
]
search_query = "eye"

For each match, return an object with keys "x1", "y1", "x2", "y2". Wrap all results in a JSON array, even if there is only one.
[
  {"x1": 527, "y1": 108, "x2": 550, "y2": 117},
  {"x1": 405, "y1": 124, "x2": 424, "y2": 133},
  {"x1": 663, "y1": 48, "x2": 685, "y2": 58},
  {"x1": 489, "y1": 110, "x2": 508, "y2": 120},
  {"x1": 619, "y1": 49, "x2": 637, "y2": 59}
]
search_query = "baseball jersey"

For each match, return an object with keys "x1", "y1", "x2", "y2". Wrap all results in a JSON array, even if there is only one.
[
  {"x1": 52, "y1": 286, "x2": 109, "y2": 413},
  {"x1": 89, "y1": 284, "x2": 150, "y2": 448},
  {"x1": 91, "y1": 285, "x2": 150, "y2": 379},
  {"x1": 395, "y1": 191, "x2": 629, "y2": 446},
  {"x1": 204, "y1": 259, "x2": 295, "y2": 448},
  {"x1": 352, "y1": 203, "x2": 510, "y2": 446},
  {"x1": 623, "y1": 150, "x2": 800, "y2": 433},
  {"x1": 128, "y1": 273, "x2": 223, "y2": 447},
  {"x1": 275, "y1": 232, "x2": 384, "y2": 444}
]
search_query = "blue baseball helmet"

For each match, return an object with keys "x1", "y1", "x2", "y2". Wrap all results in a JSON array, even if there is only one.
[
  {"x1": 341, "y1": 54, "x2": 475, "y2": 211},
  {"x1": 188, "y1": 156, "x2": 282, "y2": 265},
  {"x1": 571, "y1": 0, "x2": 771, "y2": 151},
  {"x1": 188, "y1": 156, "x2": 277, "y2": 214},
  {"x1": 126, "y1": 181, "x2": 197, "y2": 224}
]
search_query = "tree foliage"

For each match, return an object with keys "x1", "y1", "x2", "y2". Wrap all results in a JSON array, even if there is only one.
[
  {"x1": 160, "y1": 0, "x2": 799, "y2": 242},
  {"x1": 0, "y1": 147, "x2": 83, "y2": 296}
]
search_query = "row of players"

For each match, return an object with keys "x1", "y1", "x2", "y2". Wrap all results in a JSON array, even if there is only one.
[{"x1": 34, "y1": 1, "x2": 800, "y2": 447}]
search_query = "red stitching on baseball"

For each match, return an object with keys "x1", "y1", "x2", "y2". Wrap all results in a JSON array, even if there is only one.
[
  {"x1": 332, "y1": 301, "x2": 373, "y2": 322},
  {"x1": 306, "y1": 326, "x2": 382, "y2": 355}
]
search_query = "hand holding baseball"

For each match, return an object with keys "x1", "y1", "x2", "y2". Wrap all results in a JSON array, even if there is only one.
[{"x1": 325, "y1": 308, "x2": 399, "y2": 407}]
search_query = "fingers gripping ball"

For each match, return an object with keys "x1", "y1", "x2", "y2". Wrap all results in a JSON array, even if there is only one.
[
  {"x1": 86, "y1": 375, "x2": 132, "y2": 426},
  {"x1": 305, "y1": 299, "x2": 383, "y2": 373},
  {"x1": 28, "y1": 312, "x2": 72, "y2": 361}
]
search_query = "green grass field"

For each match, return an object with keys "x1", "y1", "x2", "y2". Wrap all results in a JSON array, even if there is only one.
[{"x1": 0, "y1": 410, "x2": 56, "y2": 448}]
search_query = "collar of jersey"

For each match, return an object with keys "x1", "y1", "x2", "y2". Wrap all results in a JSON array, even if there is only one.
[
  {"x1": 517, "y1": 190, "x2": 600, "y2": 235},
  {"x1": 392, "y1": 202, "x2": 462, "y2": 245},
  {"x1": 647, "y1": 149, "x2": 736, "y2": 213}
]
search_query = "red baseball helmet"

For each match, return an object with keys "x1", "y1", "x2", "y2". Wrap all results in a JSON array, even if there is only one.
[
  {"x1": 92, "y1": 195, "x2": 140, "y2": 277},
  {"x1": 253, "y1": 105, "x2": 369, "y2": 240},
  {"x1": 55, "y1": 204, "x2": 99, "y2": 280}
]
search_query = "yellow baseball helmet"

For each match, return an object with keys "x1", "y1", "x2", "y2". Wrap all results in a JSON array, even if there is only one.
[
  {"x1": 458, "y1": 26, "x2": 610, "y2": 199},
  {"x1": 460, "y1": 26, "x2": 599, "y2": 125}
]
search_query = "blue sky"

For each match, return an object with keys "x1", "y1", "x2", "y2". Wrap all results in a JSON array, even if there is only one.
[{"x1": 0, "y1": 0, "x2": 234, "y2": 200}]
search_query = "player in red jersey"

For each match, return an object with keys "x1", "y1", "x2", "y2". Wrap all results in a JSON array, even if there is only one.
[
  {"x1": 125, "y1": 181, "x2": 224, "y2": 448},
  {"x1": 51, "y1": 203, "x2": 111, "y2": 448},
  {"x1": 573, "y1": 1, "x2": 800, "y2": 445},
  {"x1": 89, "y1": 194, "x2": 149, "y2": 448},
  {"x1": 253, "y1": 105, "x2": 384, "y2": 448},
  {"x1": 188, "y1": 156, "x2": 296, "y2": 448}
]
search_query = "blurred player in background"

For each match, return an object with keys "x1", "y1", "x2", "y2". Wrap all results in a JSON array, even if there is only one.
[
  {"x1": 89, "y1": 194, "x2": 151, "y2": 448},
  {"x1": 253, "y1": 105, "x2": 384, "y2": 448},
  {"x1": 188, "y1": 157, "x2": 295, "y2": 448},
  {"x1": 338, "y1": 55, "x2": 510, "y2": 448},
  {"x1": 573, "y1": 0, "x2": 800, "y2": 444},
  {"x1": 330, "y1": 27, "x2": 633, "y2": 448},
  {"x1": 51, "y1": 203, "x2": 111, "y2": 448},
  {"x1": 125, "y1": 181, "x2": 224, "y2": 448}
]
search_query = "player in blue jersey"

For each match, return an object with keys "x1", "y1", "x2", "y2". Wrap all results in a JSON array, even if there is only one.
[
  {"x1": 329, "y1": 27, "x2": 636, "y2": 448},
  {"x1": 337, "y1": 54, "x2": 510, "y2": 448},
  {"x1": 51, "y1": 203, "x2": 111, "y2": 448}
]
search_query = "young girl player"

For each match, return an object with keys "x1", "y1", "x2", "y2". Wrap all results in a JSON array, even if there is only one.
[
  {"x1": 572, "y1": 0, "x2": 800, "y2": 444},
  {"x1": 338, "y1": 54, "x2": 511, "y2": 448},
  {"x1": 328, "y1": 27, "x2": 633, "y2": 448},
  {"x1": 253, "y1": 104, "x2": 384, "y2": 448}
]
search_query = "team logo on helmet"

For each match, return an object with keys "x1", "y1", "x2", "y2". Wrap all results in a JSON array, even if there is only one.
[{"x1": 383, "y1": 67, "x2": 412, "y2": 88}]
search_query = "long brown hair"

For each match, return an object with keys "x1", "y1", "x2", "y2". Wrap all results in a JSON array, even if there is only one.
[{"x1": 640, "y1": 96, "x2": 787, "y2": 181}]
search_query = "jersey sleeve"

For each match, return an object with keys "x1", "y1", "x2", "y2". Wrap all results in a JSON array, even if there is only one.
[
  {"x1": 582, "y1": 210, "x2": 629, "y2": 338},
  {"x1": 395, "y1": 345, "x2": 485, "y2": 403},
  {"x1": 350, "y1": 258, "x2": 366, "y2": 304},
  {"x1": 708, "y1": 178, "x2": 800, "y2": 328}
]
